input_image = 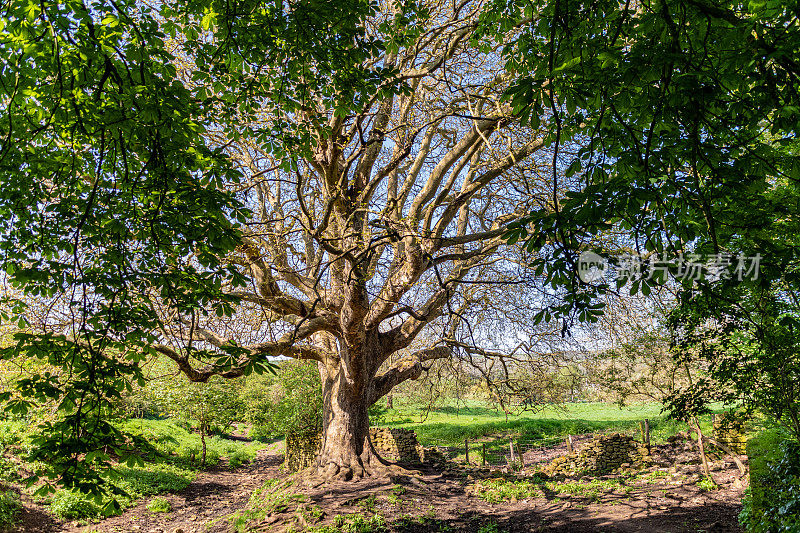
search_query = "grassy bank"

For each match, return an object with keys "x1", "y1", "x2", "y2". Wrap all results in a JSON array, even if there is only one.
[{"x1": 0, "y1": 417, "x2": 263, "y2": 525}]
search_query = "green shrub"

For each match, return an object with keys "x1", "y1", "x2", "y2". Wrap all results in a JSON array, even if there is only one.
[
  {"x1": 324, "y1": 513, "x2": 388, "y2": 533},
  {"x1": 0, "y1": 420, "x2": 27, "y2": 449},
  {"x1": 696, "y1": 477, "x2": 718, "y2": 492},
  {"x1": 248, "y1": 424, "x2": 273, "y2": 443},
  {"x1": 740, "y1": 429, "x2": 800, "y2": 532},
  {"x1": 206, "y1": 448, "x2": 220, "y2": 466},
  {"x1": 472, "y1": 477, "x2": 541, "y2": 504},
  {"x1": 177, "y1": 443, "x2": 201, "y2": 464},
  {"x1": 49, "y1": 490, "x2": 101, "y2": 520},
  {"x1": 113, "y1": 463, "x2": 196, "y2": 496},
  {"x1": 477, "y1": 523, "x2": 503, "y2": 533},
  {"x1": 228, "y1": 449, "x2": 251, "y2": 469},
  {"x1": 46, "y1": 463, "x2": 194, "y2": 520},
  {"x1": 146, "y1": 496, "x2": 172, "y2": 513},
  {"x1": 0, "y1": 490, "x2": 21, "y2": 529},
  {"x1": 0, "y1": 457, "x2": 19, "y2": 482},
  {"x1": 241, "y1": 360, "x2": 322, "y2": 441}
]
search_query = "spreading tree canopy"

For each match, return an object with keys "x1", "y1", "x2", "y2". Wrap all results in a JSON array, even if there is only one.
[{"x1": 149, "y1": 0, "x2": 571, "y2": 480}]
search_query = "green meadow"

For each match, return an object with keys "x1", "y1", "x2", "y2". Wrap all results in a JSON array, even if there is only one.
[{"x1": 377, "y1": 400, "x2": 719, "y2": 460}]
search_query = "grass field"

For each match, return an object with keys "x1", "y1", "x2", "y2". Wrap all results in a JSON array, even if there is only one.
[{"x1": 376, "y1": 400, "x2": 720, "y2": 459}]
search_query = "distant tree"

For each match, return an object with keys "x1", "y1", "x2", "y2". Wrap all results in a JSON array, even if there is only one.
[
  {"x1": 241, "y1": 360, "x2": 323, "y2": 441},
  {"x1": 554, "y1": 365, "x2": 583, "y2": 403},
  {"x1": 159, "y1": 376, "x2": 243, "y2": 466}
]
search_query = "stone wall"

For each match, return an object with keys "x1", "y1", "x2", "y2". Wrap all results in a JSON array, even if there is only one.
[
  {"x1": 370, "y1": 427, "x2": 425, "y2": 463},
  {"x1": 713, "y1": 412, "x2": 748, "y2": 454},
  {"x1": 545, "y1": 433, "x2": 651, "y2": 476},
  {"x1": 284, "y1": 428, "x2": 424, "y2": 472}
]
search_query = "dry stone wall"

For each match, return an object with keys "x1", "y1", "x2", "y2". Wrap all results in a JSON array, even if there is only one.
[
  {"x1": 370, "y1": 427, "x2": 425, "y2": 463},
  {"x1": 545, "y1": 433, "x2": 652, "y2": 476},
  {"x1": 284, "y1": 428, "x2": 424, "y2": 472},
  {"x1": 713, "y1": 412, "x2": 749, "y2": 454}
]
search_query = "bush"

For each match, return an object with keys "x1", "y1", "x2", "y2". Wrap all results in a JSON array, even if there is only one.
[
  {"x1": 49, "y1": 490, "x2": 101, "y2": 520},
  {"x1": 0, "y1": 490, "x2": 21, "y2": 530},
  {"x1": 740, "y1": 429, "x2": 800, "y2": 532},
  {"x1": 113, "y1": 464, "x2": 196, "y2": 496},
  {"x1": 228, "y1": 449, "x2": 252, "y2": 469},
  {"x1": 205, "y1": 448, "x2": 220, "y2": 466},
  {"x1": 472, "y1": 478, "x2": 541, "y2": 504},
  {"x1": 0, "y1": 420, "x2": 27, "y2": 449},
  {"x1": 179, "y1": 443, "x2": 202, "y2": 464},
  {"x1": 146, "y1": 496, "x2": 172, "y2": 513},
  {"x1": 248, "y1": 423, "x2": 273, "y2": 443},
  {"x1": 0, "y1": 457, "x2": 18, "y2": 483},
  {"x1": 241, "y1": 360, "x2": 322, "y2": 441}
]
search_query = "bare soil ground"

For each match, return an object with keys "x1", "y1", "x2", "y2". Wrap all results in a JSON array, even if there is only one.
[{"x1": 12, "y1": 436, "x2": 746, "y2": 533}]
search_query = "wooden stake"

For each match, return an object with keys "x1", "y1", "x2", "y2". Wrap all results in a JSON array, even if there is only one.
[
  {"x1": 509, "y1": 438, "x2": 516, "y2": 464},
  {"x1": 566, "y1": 434, "x2": 574, "y2": 453},
  {"x1": 693, "y1": 417, "x2": 715, "y2": 484},
  {"x1": 465, "y1": 438, "x2": 470, "y2": 464},
  {"x1": 482, "y1": 443, "x2": 486, "y2": 466}
]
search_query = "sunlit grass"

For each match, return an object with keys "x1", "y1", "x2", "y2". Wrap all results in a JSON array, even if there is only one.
[{"x1": 377, "y1": 400, "x2": 718, "y2": 449}]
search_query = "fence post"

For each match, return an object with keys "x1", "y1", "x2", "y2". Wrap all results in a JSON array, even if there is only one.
[
  {"x1": 644, "y1": 419, "x2": 651, "y2": 452},
  {"x1": 509, "y1": 438, "x2": 516, "y2": 464},
  {"x1": 518, "y1": 441, "x2": 525, "y2": 468},
  {"x1": 465, "y1": 438, "x2": 470, "y2": 464},
  {"x1": 482, "y1": 443, "x2": 486, "y2": 466},
  {"x1": 566, "y1": 434, "x2": 574, "y2": 453}
]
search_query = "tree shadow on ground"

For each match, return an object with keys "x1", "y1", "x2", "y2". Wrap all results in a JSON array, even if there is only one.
[
  {"x1": 435, "y1": 502, "x2": 742, "y2": 533},
  {"x1": 302, "y1": 464, "x2": 742, "y2": 533}
]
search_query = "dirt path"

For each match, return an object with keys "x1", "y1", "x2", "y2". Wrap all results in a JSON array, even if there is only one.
[{"x1": 93, "y1": 451, "x2": 283, "y2": 533}]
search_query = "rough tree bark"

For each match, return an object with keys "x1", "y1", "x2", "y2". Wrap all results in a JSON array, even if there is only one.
[{"x1": 318, "y1": 363, "x2": 375, "y2": 479}]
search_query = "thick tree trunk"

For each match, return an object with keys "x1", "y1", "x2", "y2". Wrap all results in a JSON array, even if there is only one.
[{"x1": 315, "y1": 352, "x2": 382, "y2": 480}]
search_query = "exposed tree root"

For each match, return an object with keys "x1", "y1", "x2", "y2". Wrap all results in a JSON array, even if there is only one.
[{"x1": 296, "y1": 451, "x2": 421, "y2": 488}]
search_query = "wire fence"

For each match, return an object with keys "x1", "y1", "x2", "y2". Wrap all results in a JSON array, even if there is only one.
[{"x1": 425, "y1": 422, "x2": 652, "y2": 468}]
